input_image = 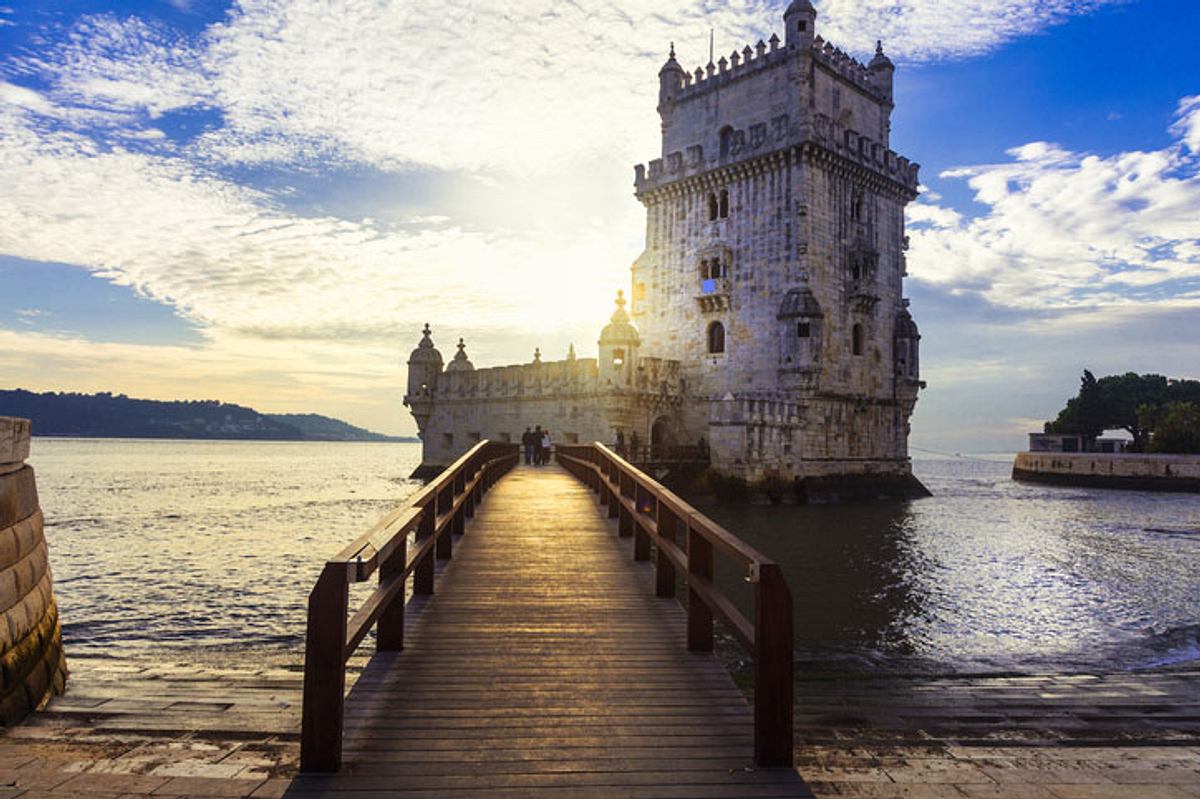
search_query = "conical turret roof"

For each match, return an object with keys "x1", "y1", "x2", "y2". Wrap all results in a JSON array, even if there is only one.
[
  {"x1": 408, "y1": 323, "x2": 443, "y2": 365},
  {"x1": 598, "y1": 290, "x2": 640, "y2": 346}
]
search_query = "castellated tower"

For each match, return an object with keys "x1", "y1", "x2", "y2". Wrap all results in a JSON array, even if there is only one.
[
  {"x1": 631, "y1": 1, "x2": 926, "y2": 492},
  {"x1": 403, "y1": 3, "x2": 927, "y2": 499}
]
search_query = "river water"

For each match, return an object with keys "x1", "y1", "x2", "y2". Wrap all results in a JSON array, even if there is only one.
[{"x1": 29, "y1": 439, "x2": 1200, "y2": 674}]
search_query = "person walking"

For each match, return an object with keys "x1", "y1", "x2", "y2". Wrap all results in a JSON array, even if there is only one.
[
  {"x1": 630, "y1": 430, "x2": 640, "y2": 461},
  {"x1": 533, "y1": 425, "x2": 544, "y2": 465},
  {"x1": 521, "y1": 426, "x2": 534, "y2": 465},
  {"x1": 541, "y1": 428, "x2": 552, "y2": 465},
  {"x1": 615, "y1": 429, "x2": 625, "y2": 457}
]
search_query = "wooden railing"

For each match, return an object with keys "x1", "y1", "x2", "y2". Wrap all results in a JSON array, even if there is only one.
[
  {"x1": 300, "y1": 440, "x2": 519, "y2": 772},
  {"x1": 555, "y1": 443, "x2": 795, "y2": 767}
]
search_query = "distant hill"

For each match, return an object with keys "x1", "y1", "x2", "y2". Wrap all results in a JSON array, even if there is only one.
[{"x1": 0, "y1": 389, "x2": 416, "y2": 442}]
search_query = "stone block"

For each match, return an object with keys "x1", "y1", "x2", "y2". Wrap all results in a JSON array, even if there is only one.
[{"x1": 0, "y1": 419, "x2": 30, "y2": 466}]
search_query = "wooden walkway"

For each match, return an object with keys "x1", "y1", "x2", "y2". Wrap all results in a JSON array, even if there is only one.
[{"x1": 288, "y1": 463, "x2": 810, "y2": 797}]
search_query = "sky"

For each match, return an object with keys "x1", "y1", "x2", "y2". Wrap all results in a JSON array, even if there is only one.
[{"x1": 0, "y1": 0, "x2": 1197, "y2": 450}]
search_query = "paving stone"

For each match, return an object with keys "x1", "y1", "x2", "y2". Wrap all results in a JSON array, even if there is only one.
[
  {"x1": 1046, "y1": 785, "x2": 1196, "y2": 799},
  {"x1": 150, "y1": 776, "x2": 265, "y2": 797},
  {"x1": 57, "y1": 772, "x2": 173, "y2": 793}
]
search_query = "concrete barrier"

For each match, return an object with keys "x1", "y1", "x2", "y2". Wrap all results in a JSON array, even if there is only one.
[
  {"x1": 0, "y1": 417, "x2": 68, "y2": 725},
  {"x1": 1013, "y1": 451, "x2": 1200, "y2": 493}
]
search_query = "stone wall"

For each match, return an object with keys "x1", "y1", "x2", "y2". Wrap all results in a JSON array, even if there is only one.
[
  {"x1": 0, "y1": 417, "x2": 68, "y2": 725},
  {"x1": 1013, "y1": 452, "x2": 1200, "y2": 492}
]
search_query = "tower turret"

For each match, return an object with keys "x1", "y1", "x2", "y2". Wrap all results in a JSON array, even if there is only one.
[
  {"x1": 402, "y1": 323, "x2": 443, "y2": 439},
  {"x1": 445, "y1": 338, "x2": 474, "y2": 373},
  {"x1": 658, "y1": 43, "x2": 686, "y2": 112},
  {"x1": 868, "y1": 40, "x2": 895, "y2": 102},
  {"x1": 598, "y1": 291, "x2": 640, "y2": 386},
  {"x1": 784, "y1": 0, "x2": 816, "y2": 50}
]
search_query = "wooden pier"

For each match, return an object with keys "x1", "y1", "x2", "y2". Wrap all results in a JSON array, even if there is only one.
[{"x1": 292, "y1": 441, "x2": 806, "y2": 796}]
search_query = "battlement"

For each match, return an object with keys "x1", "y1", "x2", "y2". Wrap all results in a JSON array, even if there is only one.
[
  {"x1": 809, "y1": 112, "x2": 919, "y2": 189},
  {"x1": 633, "y1": 111, "x2": 918, "y2": 195},
  {"x1": 422, "y1": 355, "x2": 684, "y2": 403},
  {"x1": 675, "y1": 33, "x2": 787, "y2": 99},
  {"x1": 810, "y1": 36, "x2": 884, "y2": 99},
  {"x1": 668, "y1": 30, "x2": 889, "y2": 107}
]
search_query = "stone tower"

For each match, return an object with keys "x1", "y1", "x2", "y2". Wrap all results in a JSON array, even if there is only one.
[{"x1": 630, "y1": 4, "x2": 927, "y2": 493}]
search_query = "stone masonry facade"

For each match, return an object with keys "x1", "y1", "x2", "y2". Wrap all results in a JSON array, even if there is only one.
[{"x1": 405, "y1": 2, "x2": 926, "y2": 493}]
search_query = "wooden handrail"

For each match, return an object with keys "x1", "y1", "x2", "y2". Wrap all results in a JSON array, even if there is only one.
[
  {"x1": 300, "y1": 440, "x2": 520, "y2": 772},
  {"x1": 555, "y1": 443, "x2": 794, "y2": 768}
]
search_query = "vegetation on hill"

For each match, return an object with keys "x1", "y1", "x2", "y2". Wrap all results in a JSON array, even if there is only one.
[
  {"x1": 0, "y1": 389, "x2": 413, "y2": 442},
  {"x1": 1044, "y1": 372, "x2": 1200, "y2": 453}
]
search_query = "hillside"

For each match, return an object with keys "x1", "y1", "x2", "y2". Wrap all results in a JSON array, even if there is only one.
[{"x1": 0, "y1": 389, "x2": 414, "y2": 442}]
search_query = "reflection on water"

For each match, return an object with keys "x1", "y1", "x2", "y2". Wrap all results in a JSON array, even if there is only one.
[
  {"x1": 30, "y1": 441, "x2": 1200, "y2": 674},
  {"x1": 699, "y1": 457, "x2": 1200, "y2": 674}
]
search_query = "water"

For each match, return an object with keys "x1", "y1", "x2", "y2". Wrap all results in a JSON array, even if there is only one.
[
  {"x1": 28, "y1": 440, "x2": 1200, "y2": 674},
  {"x1": 701, "y1": 457, "x2": 1200, "y2": 674},
  {"x1": 30, "y1": 438, "x2": 423, "y2": 667}
]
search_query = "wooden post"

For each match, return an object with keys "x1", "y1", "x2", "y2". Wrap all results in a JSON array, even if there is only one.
[
  {"x1": 414, "y1": 502, "x2": 435, "y2": 595},
  {"x1": 655, "y1": 504, "x2": 677, "y2": 598},
  {"x1": 464, "y1": 459, "x2": 477, "y2": 519},
  {"x1": 618, "y1": 475, "x2": 633, "y2": 538},
  {"x1": 754, "y1": 563, "x2": 794, "y2": 767},
  {"x1": 377, "y1": 534, "x2": 407, "y2": 651},
  {"x1": 686, "y1": 525, "x2": 713, "y2": 651},
  {"x1": 607, "y1": 467, "x2": 619, "y2": 518},
  {"x1": 436, "y1": 486, "x2": 453, "y2": 559},
  {"x1": 633, "y1": 484, "x2": 650, "y2": 560},
  {"x1": 300, "y1": 565, "x2": 348, "y2": 772}
]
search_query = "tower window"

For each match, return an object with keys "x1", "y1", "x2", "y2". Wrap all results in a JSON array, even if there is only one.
[
  {"x1": 851, "y1": 190, "x2": 864, "y2": 222},
  {"x1": 707, "y1": 321, "x2": 726, "y2": 354},
  {"x1": 707, "y1": 192, "x2": 718, "y2": 221},
  {"x1": 612, "y1": 348, "x2": 625, "y2": 366},
  {"x1": 797, "y1": 322, "x2": 811, "y2": 338},
  {"x1": 798, "y1": 21, "x2": 807, "y2": 32},
  {"x1": 719, "y1": 126, "x2": 734, "y2": 159},
  {"x1": 719, "y1": 189, "x2": 729, "y2": 219},
  {"x1": 852, "y1": 323, "x2": 864, "y2": 356}
]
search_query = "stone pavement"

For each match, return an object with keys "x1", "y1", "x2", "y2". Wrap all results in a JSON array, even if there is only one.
[{"x1": 2, "y1": 657, "x2": 1198, "y2": 797}]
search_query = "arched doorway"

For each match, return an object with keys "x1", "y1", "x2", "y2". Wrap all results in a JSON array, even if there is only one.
[{"x1": 650, "y1": 417, "x2": 676, "y2": 460}]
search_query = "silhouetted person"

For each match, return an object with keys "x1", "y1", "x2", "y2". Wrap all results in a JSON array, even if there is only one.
[
  {"x1": 630, "y1": 431, "x2": 640, "y2": 461},
  {"x1": 615, "y1": 429, "x2": 625, "y2": 457},
  {"x1": 521, "y1": 427, "x2": 535, "y2": 465},
  {"x1": 541, "y1": 428, "x2": 552, "y2": 465},
  {"x1": 533, "y1": 425, "x2": 543, "y2": 465}
]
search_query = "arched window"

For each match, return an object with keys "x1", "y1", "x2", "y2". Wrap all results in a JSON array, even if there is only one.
[
  {"x1": 707, "y1": 193, "x2": 718, "y2": 221},
  {"x1": 718, "y1": 189, "x2": 729, "y2": 219},
  {"x1": 707, "y1": 321, "x2": 726, "y2": 354},
  {"x1": 852, "y1": 323, "x2": 864, "y2": 356}
]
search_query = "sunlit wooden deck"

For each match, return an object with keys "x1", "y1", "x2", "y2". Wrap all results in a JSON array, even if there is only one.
[{"x1": 288, "y1": 462, "x2": 810, "y2": 797}]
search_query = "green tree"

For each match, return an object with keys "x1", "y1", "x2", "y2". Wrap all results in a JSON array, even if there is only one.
[
  {"x1": 1146, "y1": 402, "x2": 1200, "y2": 454},
  {"x1": 1095, "y1": 372, "x2": 1169, "y2": 451},
  {"x1": 1045, "y1": 370, "x2": 1106, "y2": 446}
]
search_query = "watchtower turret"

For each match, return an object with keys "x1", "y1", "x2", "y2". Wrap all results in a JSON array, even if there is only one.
[
  {"x1": 402, "y1": 323, "x2": 443, "y2": 439},
  {"x1": 598, "y1": 291, "x2": 640, "y2": 386},
  {"x1": 658, "y1": 43, "x2": 686, "y2": 113},
  {"x1": 784, "y1": 0, "x2": 816, "y2": 50},
  {"x1": 868, "y1": 40, "x2": 895, "y2": 102}
]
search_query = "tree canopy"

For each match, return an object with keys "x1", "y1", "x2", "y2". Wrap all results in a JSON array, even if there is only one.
[{"x1": 1044, "y1": 372, "x2": 1200, "y2": 453}]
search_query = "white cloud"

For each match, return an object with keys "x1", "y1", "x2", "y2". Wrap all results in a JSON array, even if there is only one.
[
  {"x1": 907, "y1": 98, "x2": 1200, "y2": 311},
  {"x1": 814, "y1": 0, "x2": 1123, "y2": 61}
]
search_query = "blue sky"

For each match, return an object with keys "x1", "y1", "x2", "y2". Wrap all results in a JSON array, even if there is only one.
[{"x1": 0, "y1": 0, "x2": 1197, "y2": 448}]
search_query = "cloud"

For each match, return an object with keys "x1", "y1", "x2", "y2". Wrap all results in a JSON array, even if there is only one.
[
  {"x1": 814, "y1": 0, "x2": 1123, "y2": 61},
  {"x1": 0, "y1": 90, "x2": 627, "y2": 367},
  {"x1": 907, "y1": 97, "x2": 1200, "y2": 312}
]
